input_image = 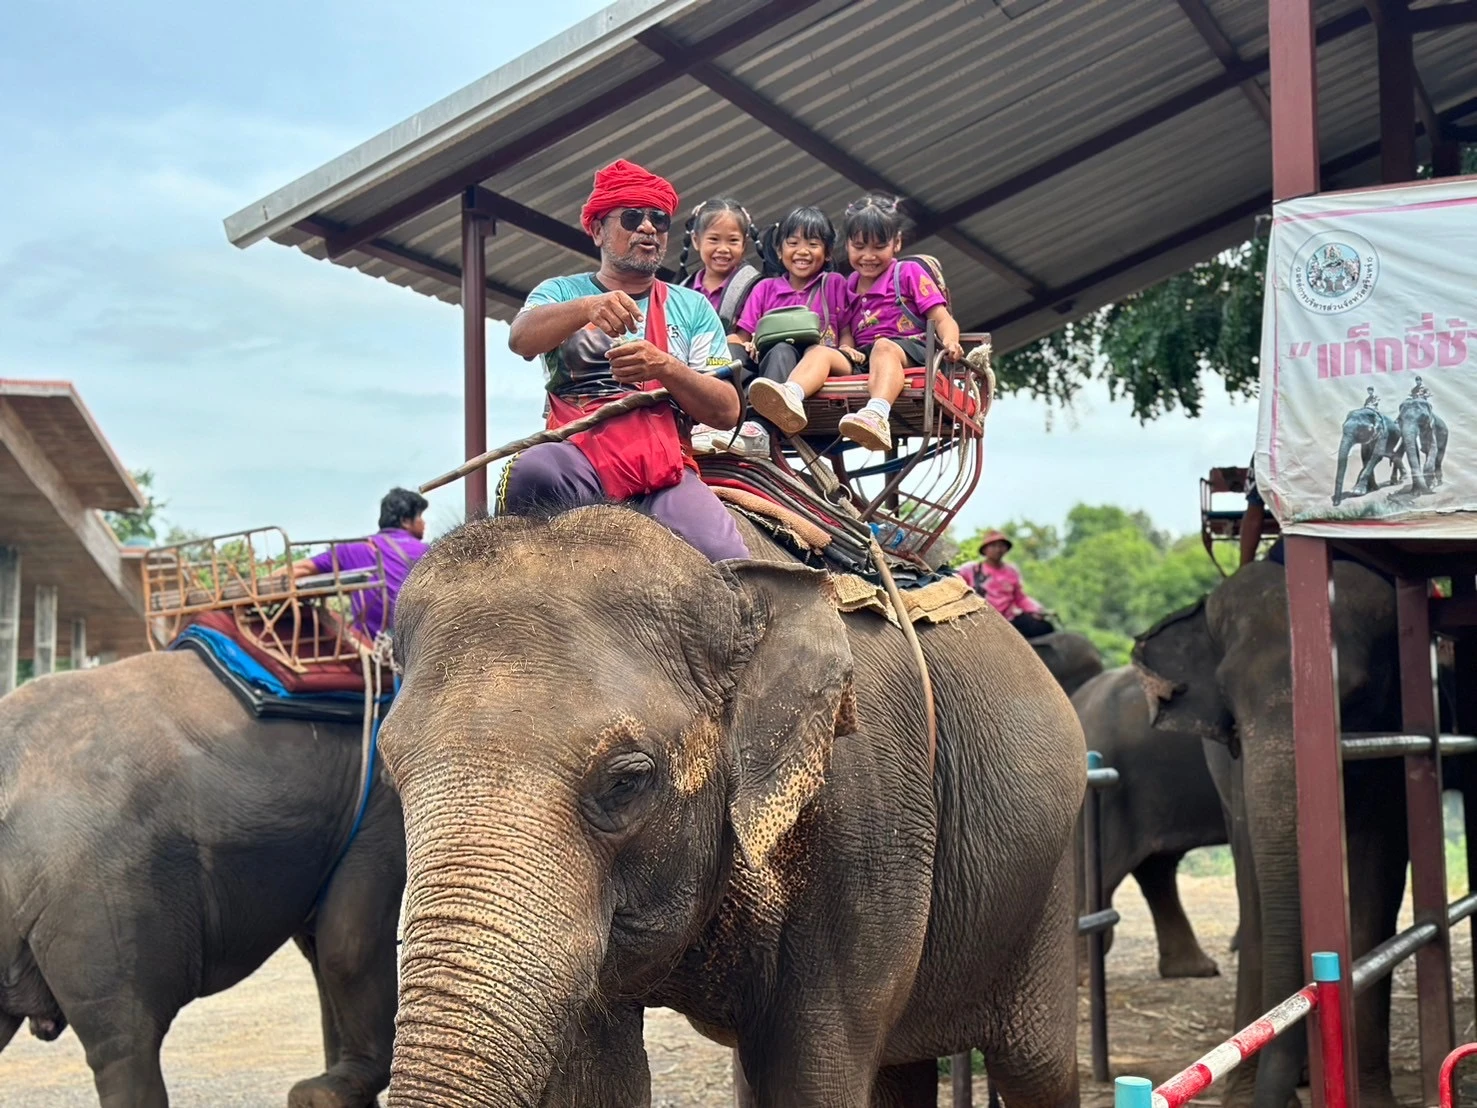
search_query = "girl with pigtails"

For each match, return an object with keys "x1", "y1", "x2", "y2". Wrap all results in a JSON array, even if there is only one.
[
  {"x1": 677, "y1": 198, "x2": 771, "y2": 456},
  {"x1": 751, "y1": 195, "x2": 963, "y2": 453}
]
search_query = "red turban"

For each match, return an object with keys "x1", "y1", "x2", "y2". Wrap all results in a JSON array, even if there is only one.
[{"x1": 580, "y1": 159, "x2": 679, "y2": 234}]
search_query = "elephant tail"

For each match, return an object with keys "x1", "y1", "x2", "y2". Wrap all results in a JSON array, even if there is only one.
[{"x1": 0, "y1": 939, "x2": 66, "y2": 1052}]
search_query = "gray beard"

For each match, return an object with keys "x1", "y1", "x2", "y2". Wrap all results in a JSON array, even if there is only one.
[{"x1": 606, "y1": 243, "x2": 664, "y2": 275}]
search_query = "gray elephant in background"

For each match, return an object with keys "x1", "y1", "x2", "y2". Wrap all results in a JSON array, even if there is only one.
[
  {"x1": 1133, "y1": 560, "x2": 1412, "y2": 1108},
  {"x1": 1031, "y1": 631, "x2": 1104, "y2": 696},
  {"x1": 0, "y1": 653, "x2": 404, "y2": 1108},
  {"x1": 1398, "y1": 381, "x2": 1448, "y2": 496},
  {"x1": 1072, "y1": 666, "x2": 1228, "y2": 978},
  {"x1": 379, "y1": 507, "x2": 1086, "y2": 1107},
  {"x1": 1331, "y1": 402, "x2": 1404, "y2": 504}
]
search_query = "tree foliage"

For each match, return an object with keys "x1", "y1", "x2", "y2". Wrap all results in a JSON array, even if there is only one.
[
  {"x1": 994, "y1": 145, "x2": 1477, "y2": 422},
  {"x1": 103, "y1": 469, "x2": 165, "y2": 545},
  {"x1": 961, "y1": 504, "x2": 1233, "y2": 666}
]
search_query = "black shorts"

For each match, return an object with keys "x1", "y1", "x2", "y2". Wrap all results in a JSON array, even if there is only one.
[{"x1": 860, "y1": 337, "x2": 929, "y2": 369}]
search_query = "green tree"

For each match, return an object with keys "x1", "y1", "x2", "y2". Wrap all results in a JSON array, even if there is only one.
[
  {"x1": 961, "y1": 504, "x2": 1224, "y2": 667},
  {"x1": 995, "y1": 145, "x2": 1476, "y2": 420},
  {"x1": 103, "y1": 469, "x2": 165, "y2": 544}
]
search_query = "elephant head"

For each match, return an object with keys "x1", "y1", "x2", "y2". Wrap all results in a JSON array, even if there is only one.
[
  {"x1": 1030, "y1": 631, "x2": 1104, "y2": 696},
  {"x1": 1132, "y1": 559, "x2": 1400, "y2": 1108},
  {"x1": 378, "y1": 508, "x2": 856, "y2": 1106}
]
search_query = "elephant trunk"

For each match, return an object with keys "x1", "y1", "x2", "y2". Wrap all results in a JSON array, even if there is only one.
[{"x1": 387, "y1": 770, "x2": 607, "y2": 1108}]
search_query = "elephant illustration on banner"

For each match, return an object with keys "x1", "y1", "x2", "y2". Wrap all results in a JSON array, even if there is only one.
[{"x1": 1331, "y1": 389, "x2": 1404, "y2": 504}]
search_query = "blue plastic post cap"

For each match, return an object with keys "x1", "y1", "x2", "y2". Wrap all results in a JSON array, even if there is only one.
[
  {"x1": 1087, "y1": 750, "x2": 1104, "y2": 769},
  {"x1": 1116, "y1": 1076, "x2": 1154, "y2": 1108},
  {"x1": 1311, "y1": 951, "x2": 1341, "y2": 982}
]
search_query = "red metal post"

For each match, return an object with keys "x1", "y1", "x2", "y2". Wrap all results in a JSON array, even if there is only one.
[
  {"x1": 1375, "y1": 0, "x2": 1417, "y2": 183},
  {"x1": 1269, "y1": 0, "x2": 1320, "y2": 199},
  {"x1": 1284, "y1": 535, "x2": 1357, "y2": 1108},
  {"x1": 461, "y1": 189, "x2": 491, "y2": 519},
  {"x1": 1397, "y1": 576, "x2": 1455, "y2": 1104},
  {"x1": 1313, "y1": 952, "x2": 1348, "y2": 1108},
  {"x1": 1455, "y1": 575, "x2": 1477, "y2": 1029}
]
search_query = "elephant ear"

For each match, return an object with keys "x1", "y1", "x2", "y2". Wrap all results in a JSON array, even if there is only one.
[
  {"x1": 722, "y1": 561, "x2": 856, "y2": 872},
  {"x1": 1132, "y1": 598, "x2": 1234, "y2": 748}
]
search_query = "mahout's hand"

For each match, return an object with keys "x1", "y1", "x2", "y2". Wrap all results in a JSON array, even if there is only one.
[
  {"x1": 608, "y1": 339, "x2": 675, "y2": 385},
  {"x1": 586, "y1": 292, "x2": 643, "y2": 338}
]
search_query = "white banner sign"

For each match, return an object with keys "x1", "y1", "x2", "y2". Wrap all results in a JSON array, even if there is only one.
[{"x1": 1256, "y1": 177, "x2": 1477, "y2": 538}]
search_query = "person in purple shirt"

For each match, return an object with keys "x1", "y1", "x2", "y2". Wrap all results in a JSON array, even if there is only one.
[
  {"x1": 290, "y1": 487, "x2": 430, "y2": 641},
  {"x1": 739, "y1": 207, "x2": 855, "y2": 435},
  {"x1": 752, "y1": 194, "x2": 965, "y2": 453}
]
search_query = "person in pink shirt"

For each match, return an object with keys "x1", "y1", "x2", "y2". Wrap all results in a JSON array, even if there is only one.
[{"x1": 959, "y1": 530, "x2": 1054, "y2": 638}]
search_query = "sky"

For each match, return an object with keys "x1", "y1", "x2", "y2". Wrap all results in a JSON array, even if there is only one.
[{"x1": 2, "y1": 0, "x2": 1260, "y2": 545}]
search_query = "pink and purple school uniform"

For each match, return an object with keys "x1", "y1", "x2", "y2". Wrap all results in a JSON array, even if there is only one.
[
  {"x1": 685, "y1": 268, "x2": 734, "y2": 317},
  {"x1": 843, "y1": 260, "x2": 948, "y2": 347},
  {"x1": 737, "y1": 271, "x2": 851, "y2": 347}
]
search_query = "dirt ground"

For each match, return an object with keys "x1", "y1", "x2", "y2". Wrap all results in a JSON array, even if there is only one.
[{"x1": 1, "y1": 857, "x2": 1469, "y2": 1106}]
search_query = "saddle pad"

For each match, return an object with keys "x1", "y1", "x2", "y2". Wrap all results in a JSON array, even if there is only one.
[
  {"x1": 180, "y1": 609, "x2": 370, "y2": 695},
  {"x1": 829, "y1": 573, "x2": 986, "y2": 626},
  {"x1": 710, "y1": 486, "x2": 832, "y2": 550}
]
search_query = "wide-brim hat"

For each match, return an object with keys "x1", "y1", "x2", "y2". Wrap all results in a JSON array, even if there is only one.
[{"x1": 981, "y1": 529, "x2": 1012, "y2": 551}]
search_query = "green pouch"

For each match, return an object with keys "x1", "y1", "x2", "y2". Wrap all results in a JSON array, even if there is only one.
[{"x1": 753, "y1": 306, "x2": 821, "y2": 355}]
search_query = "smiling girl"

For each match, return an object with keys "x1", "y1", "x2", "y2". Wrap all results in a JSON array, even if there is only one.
[
  {"x1": 833, "y1": 193, "x2": 963, "y2": 452},
  {"x1": 678, "y1": 198, "x2": 761, "y2": 336},
  {"x1": 737, "y1": 206, "x2": 853, "y2": 437}
]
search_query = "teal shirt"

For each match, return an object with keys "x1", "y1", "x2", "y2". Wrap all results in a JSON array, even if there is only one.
[{"x1": 519, "y1": 274, "x2": 734, "y2": 403}]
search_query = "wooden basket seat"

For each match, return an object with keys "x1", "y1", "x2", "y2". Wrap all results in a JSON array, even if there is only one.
[
  {"x1": 801, "y1": 368, "x2": 984, "y2": 438},
  {"x1": 1200, "y1": 465, "x2": 1282, "y2": 573}
]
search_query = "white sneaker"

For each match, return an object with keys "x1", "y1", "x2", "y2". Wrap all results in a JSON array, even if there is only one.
[
  {"x1": 748, "y1": 378, "x2": 809, "y2": 435},
  {"x1": 691, "y1": 421, "x2": 771, "y2": 457}
]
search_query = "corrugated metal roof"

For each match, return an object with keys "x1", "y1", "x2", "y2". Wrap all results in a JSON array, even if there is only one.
[{"x1": 227, "y1": 0, "x2": 1477, "y2": 353}]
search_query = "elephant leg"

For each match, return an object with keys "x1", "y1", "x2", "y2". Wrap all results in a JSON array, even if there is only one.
[
  {"x1": 1402, "y1": 424, "x2": 1428, "y2": 494},
  {"x1": 1211, "y1": 743, "x2": 1263, "y2": 1108},
  {"x1": 0, "y1": 1012, "x2": 21, "y2": 1053},
  {"x1": 871, "y1": 1059, "x2": 941, "y2": 1107},
  {"x1": 1333, "y1": 430, "x2": 1358, "y2": 503},
  {"x1": 978, "y1": 847, "x2": 1079, "y2": 1108},
  {"x1": 293, "y1": 934, "x2": 343, "y2": 1072},
  {"x1": 1345, "y1": 768, "x2": 1406, "y2": 1108},
  {"x1": 1352, "y1": 442, "x2": 1379, "y2": 496},
  {"x1": 59, "y1": 978, "x2": 170, "y2": 1108},
  {"x1": 1132, "y1": 852, "x2": 1218, "y2": 978},
  {"x1": 288, "y1": 796, "x2": 403, "y2": 1108},
  {"x1": 1431, "y1": 419, "x2": 1449, "y2": 487}
]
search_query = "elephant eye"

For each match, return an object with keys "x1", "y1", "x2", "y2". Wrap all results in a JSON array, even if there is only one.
[{"x1": 583, "y1": 751, "x2": 656, "y2": 831}]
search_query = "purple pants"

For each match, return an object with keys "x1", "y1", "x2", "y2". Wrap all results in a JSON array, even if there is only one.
[{"x1": 496, "y1": 441, "x2": 750, "y2": 562}]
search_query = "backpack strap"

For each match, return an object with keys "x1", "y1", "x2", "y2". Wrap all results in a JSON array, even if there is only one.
[
  {"x1": 893, "y1": 259, "x2": 928, "y2": 333},
  {"x1": 717, "y1": 264, "x2": 762, "y2": 333}
]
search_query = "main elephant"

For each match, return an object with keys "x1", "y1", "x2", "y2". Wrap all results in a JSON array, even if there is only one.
[
  {"x1": 1133, "y1": 559, "x2": 1410, "y2": 1108},
  {"x1": 1031, "y1": 631, "x2": 1104, "y2": 696},
  {"x1": 1331, "y1": 405, "x2": 1404, "y2": 505},
  {"x1": 1397, "y1": 391, "x2": 1449, "y2": 497},
  {"x1": 1071, "y1": 666, "x2": 1227, "y2": 978},
  {"x1": 379, "y1": 507, "x2": 1086, "y2": 1107},
  {"x1": 0, "y1": 652, "x2": 404, "y2": 1108}
]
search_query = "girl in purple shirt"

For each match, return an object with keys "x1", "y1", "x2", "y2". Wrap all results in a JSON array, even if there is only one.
[
  {"x1": 837, "y1": 194, "x2": 965, "y2": 451},
  {"x1": 741, "y1": 207, "x2": 859, "y2": 440},
  {"x1": 678, "y1": 197, "x2": 770, "y2": 457}
]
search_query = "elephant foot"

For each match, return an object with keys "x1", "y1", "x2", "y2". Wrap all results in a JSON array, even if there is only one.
[
  {"x1": 1157, "y1": 948, "x2": 1219, "y2": 978},
  {"x1": 288, "y1": 1073, "x2": 376, "y2": 1108}
]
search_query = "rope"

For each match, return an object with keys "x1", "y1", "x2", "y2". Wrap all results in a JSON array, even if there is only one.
[
  {"x1": 868, "y1": 534, "x2": 938, "y2": 775},
  {"x1": 420, "y1": 387, "x2": 674, "y2": 494},
  {"x1": 314, "y1": 646, "x2": 383, "y2": 908}
]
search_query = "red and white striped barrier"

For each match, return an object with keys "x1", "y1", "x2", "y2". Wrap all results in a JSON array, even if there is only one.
[
  {"x1": 1151, "y1": 986, "x2": 1316, "y2": 1108},
  {"x1": 1116, "y1": 952, "x2": 1346, "y2": 1108}
]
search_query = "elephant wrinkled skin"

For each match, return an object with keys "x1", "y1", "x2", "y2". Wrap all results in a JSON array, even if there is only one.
[
  {"x1": 1031, "y1": 632, "x2": 1104, "y2": 697},
  {"x1": 379, "y1": 507, "x2": 1086, "y2": 1108},
  {"x1": 1134, "y1": 560, "x2": 1412, "y2": 1108},
  {"x1": 1071, "y1": 667, "x2": 1227, "y2": 979},
  {"x1": 0, "y1": 652, "x2": 405, "y2": 1108}
]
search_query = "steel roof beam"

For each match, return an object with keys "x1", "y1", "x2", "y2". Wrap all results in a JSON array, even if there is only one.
[
  {"x1": 1366, "y1": 0, "x2": 1443, "y2": 150},
  {"x1": 1173, "y1": 0, "x2": 1272, "y2": 124},
  {"x1": 978, "y1": 91, "x2": 1477, "y2": 336},
  {"x1": 324, "y1": 0, "x2": 831, "y2": 260},
  {"x1": 299, "y1": 217, "x2": 528, "y2": 309},
  {"x1": 470, "y1": 187, "x2": 599, "y2": 263},
  {"x1": 634, "y1": 26, "x2": 1045, "y2": 295},
  {"x1": 912, "y1": 7, "x2": 1373, "y2": 244},
  {"x1": 1409, "y1": 1, "x2": 1477, "y2": 31}
]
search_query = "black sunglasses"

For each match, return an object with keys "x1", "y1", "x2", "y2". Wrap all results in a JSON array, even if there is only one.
[{"x1": 617, "y1": 208, "x2": 672, "y2": 233}]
